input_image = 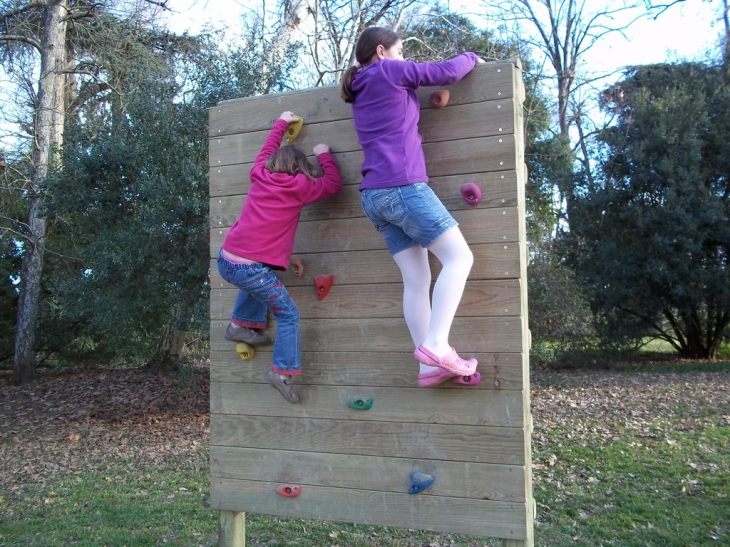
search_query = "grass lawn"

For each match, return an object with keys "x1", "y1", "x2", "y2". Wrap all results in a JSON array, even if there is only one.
[{"x1": 1, "y1": 362, "x2": 728, "y2": 546}]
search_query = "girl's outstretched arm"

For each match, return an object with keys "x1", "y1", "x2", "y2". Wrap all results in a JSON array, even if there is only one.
[{"x1": 252, "y1": 111, "x2": 300, "y2": 167}]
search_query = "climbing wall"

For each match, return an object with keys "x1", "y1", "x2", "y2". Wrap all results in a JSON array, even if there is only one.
[{"x1": 208, "y1": 60, "x2": 534, "y2": 546}]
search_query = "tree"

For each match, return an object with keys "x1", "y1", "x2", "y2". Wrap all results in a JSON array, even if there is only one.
[
  {"x1": 486, "y1": 0, "x2": 698, "y2": 231},
  {"x1": 570, "y1": 62, "x2": 730, "y2": 359},
  {"x1": 39, "y1": 28, "x2": 294, "y2": 370},
  {"x1": 1, "y1": 0, "x2": 68, "y2": 384},
  {"x1": 0, "y1": 0, "x2": 200, "y2": 383}
]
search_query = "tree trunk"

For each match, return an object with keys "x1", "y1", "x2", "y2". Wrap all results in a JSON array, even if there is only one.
[
  {"x1": 12, "y1": 0, "x2": 67, "y2": 385},
  {"x1": 147, "y1": 323, "x2": 187, "y2": 372}
]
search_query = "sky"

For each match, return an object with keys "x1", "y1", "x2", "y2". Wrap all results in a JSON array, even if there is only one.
[{"x1": 162, "y1": 0, "x2": 724, "y2": 75}]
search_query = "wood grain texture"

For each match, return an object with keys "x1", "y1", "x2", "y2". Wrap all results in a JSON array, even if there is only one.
[
  {"x1": 210, "y1": 279, "x2": 522, "y2": 320},
  {"x1": 210, "y1": 446, "x2": 527, "y2": 502},
  {"x1": 210, "y1": 316, "x2": 525, "y2": 353},
  {"x1": 208, "y1": 61, "x2": 520, "y2": 137},
  {"x1": 210, "y1": 478, "x2": 530, "y2": 540},
  {"x1": 209, "y1": 243, "x2": 526, "y2": 287},
  {"x1": 209, "y1": 350, "x2": 525, "y2": 390},
  {"x1": 210, "y1": 382, "x2": 525, "y2": 427},
  {"x1": 211, "y1": 415, "x2": 526, "y2": 465}
]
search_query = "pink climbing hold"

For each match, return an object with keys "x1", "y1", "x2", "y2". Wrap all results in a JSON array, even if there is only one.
[{"x1": 460, "y1": 182, "x2": 482, "y2": 205}]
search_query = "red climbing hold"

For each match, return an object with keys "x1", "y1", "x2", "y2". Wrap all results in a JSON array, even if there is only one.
[
  {"x1": 460, "y1": 182, "x2": 482, "y2": 205},
  {"x1": 314, "y1": 274, "x2": 334, "y2": 300},
  {"x1": 430, "y1": 90, "x2": 450, "y2": 108},
  {"x1": 276, "y1": 484, "x2": 302, "y2": 498}
]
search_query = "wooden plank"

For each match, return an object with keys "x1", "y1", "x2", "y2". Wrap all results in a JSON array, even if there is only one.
[
  {"x1": 211, "y1": 279, "x2": 521, "y2": 320},
  {"x1": 210, "y1": 447, "x2": 527, "y2": 502},
  {"x1": 210, "y1": 316, "x2": 525, "y2": 353},
  {"x1": 210, "y1": 479, "x2": 529, "y2": 540},
  {"x1": 210, "y1": 415, "x2": 526, "y2": 465},
  {"x1": 208, "y1": 100, "x2": 515, "y2": 169},
  {"x1": 209, "y1": 149, "x2": 517, "y2": 201},
  {"x1": 210, "y1": 129, "x2": 516, "y2": 174},
  {"x1": 209, "y1": 170, "x2": 519, "y2": 225},
  {"x1": 210, "y1": 383, "x2": 524, "y2": 427},
  {"x1": 210, "y1": 349, "x2": 524, "y2": 390},
  {"x1": 419, "y1": 98, "x2": 516, "y2": 144},
  {"x1": 210, "y1": 206, "x2": 521, "y2": 255},
  {"x1": 209, "y1": 61, "x2": 519, "y2": 136},
  {"x1": 209, "y1": 243, "x2": 524, "y2": 286},
  {"x1": 209, "y1": 350, "x2": 525, "y2": 390}
]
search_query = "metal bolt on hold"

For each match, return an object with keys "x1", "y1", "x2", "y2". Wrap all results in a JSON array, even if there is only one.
[{"x1": 494, "y1": 379, "x2": 501, "y2": 387}]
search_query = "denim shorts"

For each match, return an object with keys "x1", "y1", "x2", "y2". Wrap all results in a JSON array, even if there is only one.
[{"x1": 361, "y1": 182, "x2": 458, "y2": 255}]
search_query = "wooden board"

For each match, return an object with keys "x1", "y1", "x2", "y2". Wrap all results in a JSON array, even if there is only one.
[
  {"x1": 210, "y1": 447, "x2": 528, "y2": 502},
  {"x1": 209, "y1": 350, "x2": 526, "y2": 390},
  {"x1": 208, "y1": 59, "x2": 534, "y2": 546}
]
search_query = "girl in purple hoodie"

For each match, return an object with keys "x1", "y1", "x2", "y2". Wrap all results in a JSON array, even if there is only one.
[{"x1": 341, "y1": 27, "x2": 483, "y2": 388}]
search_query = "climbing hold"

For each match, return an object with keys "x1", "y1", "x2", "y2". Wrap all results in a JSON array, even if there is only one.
[
  {"x1": 408, "y1": 471, "x2": 435, "y2": 495},
  {"x1": 276, "y1": 484, "x2": 302, "y2": 498},
  {"x1": 460, "y1": 182, "x2": 482, "y2": 205},
  {"x1": 235, "y1": 342, "x2": 255, "y2": 361},
  {"x1": 286, "y1": 117, "x2": 304, "y2": 143},
  {"x1": 452, "y1": 371, "x2": 482, "y2": 385},
  {"x1": 314, "y1": 274, "x2": 334, "y2": 300},
  {"x1": 429, "y1": 90, "x2": 450, "y2": 108},
  {"x1": 347, "y1": 397, "x2": 374, "y2": 410},
  {"x1": 291, "y1": 256, "x2": 304, "y2": 277}
]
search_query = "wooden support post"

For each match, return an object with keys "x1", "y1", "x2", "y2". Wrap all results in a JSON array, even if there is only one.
[{"x1": 219, "y1": 510, "x2": 245, "y2": 547}]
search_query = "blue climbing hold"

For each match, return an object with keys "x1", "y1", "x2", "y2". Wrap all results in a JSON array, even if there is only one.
[{"x1": 408, "y1": 471, "x2": 435, "y2": 495}]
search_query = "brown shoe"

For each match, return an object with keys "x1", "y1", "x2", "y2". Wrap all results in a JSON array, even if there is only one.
[
  {"x1": 265, "y1": 371, "x2": 299, "y2": 404},
  {"x1": 225, "y1": 324, "x2": 271, "y2": 345}
]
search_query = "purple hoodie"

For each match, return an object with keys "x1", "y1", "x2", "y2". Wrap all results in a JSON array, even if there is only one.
[{"x1": 350, "y1": 52, "x2": 479, "y2": 190}]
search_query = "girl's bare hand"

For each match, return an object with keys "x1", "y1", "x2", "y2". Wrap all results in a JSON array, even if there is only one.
[
  {"x1": 279, "y1": 111, "x2": 300, "y2": 124},
  {"x1": 313, "y1": 144, "x2": 330, "y2": 155}
]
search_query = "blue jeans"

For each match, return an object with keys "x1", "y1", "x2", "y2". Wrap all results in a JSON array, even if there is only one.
[
  {"x1": 217, "y1": 251, "x2": 301, "y2": 375},
  {"x1": 361, "y1": 182, "x2": 458, "y2": 255}
]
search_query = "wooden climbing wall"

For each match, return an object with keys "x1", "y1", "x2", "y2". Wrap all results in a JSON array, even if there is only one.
[{"x1": 208, "y1": 60, "x2": 534, "y2": 546}]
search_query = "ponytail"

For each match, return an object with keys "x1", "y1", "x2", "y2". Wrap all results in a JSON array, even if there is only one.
[
  {"x1": 340, "y1": 65, "x2": 360, "y2": 103},
  {"x1": 340, "y1": 26, "x2": 401, "y2": 104}
]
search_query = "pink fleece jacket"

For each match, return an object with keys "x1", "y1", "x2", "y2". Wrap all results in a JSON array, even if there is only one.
[{"x1": 221, "y1": 119, "x2": 342, "y2": 270}]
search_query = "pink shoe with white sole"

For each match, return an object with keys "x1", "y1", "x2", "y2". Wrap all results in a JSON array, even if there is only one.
[{"x1": 413, "y1": 345, "x2": 478, "y2": 376}]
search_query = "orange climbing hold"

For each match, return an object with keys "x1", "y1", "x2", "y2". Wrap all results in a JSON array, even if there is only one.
[
  {"x1": 314, "y1": 274, "x2": 334, "y2": 300},
  {"x1": 291, "y1": 256, "x2": 304, "y2": 277},
  {"x1": 430, "y1": 90, "x2": 450, "y2": 108}
]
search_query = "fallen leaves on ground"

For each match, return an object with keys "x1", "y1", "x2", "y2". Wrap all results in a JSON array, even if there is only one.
[{"x1": 1, "y1": 363, "x2": 210, "y2": 486}]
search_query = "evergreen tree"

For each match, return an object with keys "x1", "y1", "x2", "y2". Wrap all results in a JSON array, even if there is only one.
[{"x1": 570, "y1": 62, "x2": 730, "y2": 358}]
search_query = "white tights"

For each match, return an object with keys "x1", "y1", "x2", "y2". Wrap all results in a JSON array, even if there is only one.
[{"x1": 392, "y1": 227, "x2": 473, "y2": 373}]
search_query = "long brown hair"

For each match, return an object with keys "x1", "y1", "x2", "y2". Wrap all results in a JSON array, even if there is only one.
[
  {"x1": 265, "y1": 145, "x2": 319, "y2": 180},
  {"x1": 340, "y1": 27, "x2": 401, "y2": 103}
]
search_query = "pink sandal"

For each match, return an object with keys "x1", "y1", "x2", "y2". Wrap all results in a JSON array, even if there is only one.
[
  {"x1": 418, "y1": 369, "x2": 482, "y2": 388},
  {"x1": 414, "y1": 345, "x2": 478, "y2": 376}
]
